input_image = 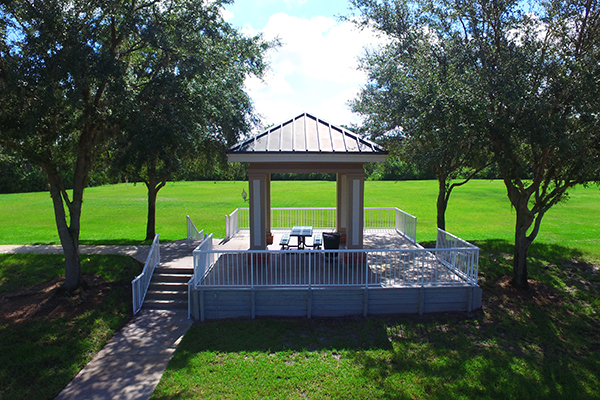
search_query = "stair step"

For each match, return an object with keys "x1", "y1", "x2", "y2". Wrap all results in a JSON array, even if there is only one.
[
  {"x1": 141, "y1": 263, "x2": 194, "y2": 310},
  {"x1": 154, "y1": 266, "x2": 193, "y2": 275},
  {"x1": 146, "y1": 290, "x2": 187, "y2": 301},
  {"x1": 149, "y1": 281, "x2": 188, "y2": 290},
  {"x1": 152, "y1": 273, "x2": 192, "y2": 283},
  {"x1": 144, "y1": 299, "x2": 187, "y2": 310}
]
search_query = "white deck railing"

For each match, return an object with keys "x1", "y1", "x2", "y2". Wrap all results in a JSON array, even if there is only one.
[
  {"x1": 435, "y1": 229, "x2": 479, "y2": 284},
  {"x1": 225, "y1": 208, "x2": 241, "y2": 240},
  {"x1": 187, "y1": 215, "x2": 204, "y2": 242},
  {"x1": 192, "y1": 246, "x2": 478, "y2": 289},
  {"x1": 132, "y1": 234, "x2": 160, "y2": 315},
  {"x1": 224, "y1": 207, "x2": 417, "y2": 243},
  {"x1": 192, "y1": 233, "x2": 214, "y2": 287}
]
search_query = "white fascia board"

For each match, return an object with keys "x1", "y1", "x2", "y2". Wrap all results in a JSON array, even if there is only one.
[{"x1": 227, "y1": 153, "x2": 388, "y2": 163}]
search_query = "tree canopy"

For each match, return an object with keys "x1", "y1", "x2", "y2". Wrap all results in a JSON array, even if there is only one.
[
  {"x1": 350, "y1": 0, "x2": 600, "y2": 287},
  {"x1": 349, "y1": 0, "x2": 489, "y2": 230},
  {"x1": 108, "y1": 0, "x2": 272, "y2": 240},
  {"x1": 0, "y1": 0, "x2": 271, "y2": 290}
]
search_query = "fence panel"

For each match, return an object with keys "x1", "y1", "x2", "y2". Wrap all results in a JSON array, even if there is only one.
[
  {"x1": 231, "y1": 207, "x2": 415, "y2": 234},
  {"x1": 270, "y1": 208, "x2": 336, "y2": 230},
  {"x1": 193, "y1": 233, "x2": 214, "y2": 286},
  {"x1": 194, "y1": 246, "x2": 478, "y2": 289},
  {"x1": 395, "y1": 208, "x2": 417, "y2": 243},
  {"x1": 435, "y1": 228, "x2": 479, "y2": 283}
]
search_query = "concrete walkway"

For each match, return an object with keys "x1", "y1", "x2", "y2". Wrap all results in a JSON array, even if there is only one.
[
  {"x1": 0, "y1": 244, "x2": 149, "y2": 263},
  {"x1": 55, "y1": 309, "x2": 192, "y2": 400},
  {"x1": 1, "y1": 240, "x2": 200, "y2": 400}
]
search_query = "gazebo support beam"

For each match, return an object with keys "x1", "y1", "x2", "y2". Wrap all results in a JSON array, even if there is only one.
[
  {"x1": 336, "y1": 173, "x2": 348, "y2": 241},
  {"x1": 344, "y1": 172, "x2": 365, "y2": 249},
  {"x1": 248, "y1": 171, "x2": 271, "y2": 250}
]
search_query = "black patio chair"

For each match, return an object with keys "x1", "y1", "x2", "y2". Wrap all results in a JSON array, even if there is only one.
[{"x1": 323, "y1": 232, "x2": 340, "y2": 259}]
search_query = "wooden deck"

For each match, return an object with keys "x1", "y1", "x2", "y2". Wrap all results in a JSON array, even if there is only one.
[{"x1": 190, "y1": 230, "x2": 482, "y2": 321}]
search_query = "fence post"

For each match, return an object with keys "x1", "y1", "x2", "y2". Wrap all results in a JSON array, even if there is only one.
[{"x1": 225, "y1": 215, "x2": 230, "y2": 239}]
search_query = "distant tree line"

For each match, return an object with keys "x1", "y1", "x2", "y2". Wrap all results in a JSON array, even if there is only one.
[{"x1": 0, "y1": 149, "x2": 505, "y2": 194}]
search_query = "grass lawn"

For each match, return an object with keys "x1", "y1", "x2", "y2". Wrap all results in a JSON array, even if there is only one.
[
  {"x1": 0, "y1": 254, "x2": 141, "y2": 400},
  {"x1": 0, "y1": 181, "x2": 598, "y2": 399},
  {"x1": 151, "y1": 239, "x2": 600, "y2": 399},
  {"x1": 0, "y1": 180, "x2": 599, "y2": 257}
]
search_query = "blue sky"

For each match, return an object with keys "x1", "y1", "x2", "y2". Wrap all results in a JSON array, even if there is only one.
[
  {"x1": 223, "y1": 0, "x2": 385, "y2": 130},
  {"x1": 226, "y1": 0, "x2": 353, "y2": 29}
]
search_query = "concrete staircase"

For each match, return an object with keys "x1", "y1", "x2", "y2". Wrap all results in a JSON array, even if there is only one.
[{"x1": 144, "y1": 266, "x2": 193, "y2": 310}]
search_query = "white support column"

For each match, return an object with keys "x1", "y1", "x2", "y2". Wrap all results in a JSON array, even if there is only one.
[
  {"x1": 345, "y1": 172, "x2": 365, "y2": 249},
  {"x1": 266, "y1": 173, "x2": 272, "y2": 245},
  {"x1": 248, "y1": 172, "x2": 270, "y2": 249},
  {"x1": 336, "y1": 173, "x2": 348, "y2": 241}
]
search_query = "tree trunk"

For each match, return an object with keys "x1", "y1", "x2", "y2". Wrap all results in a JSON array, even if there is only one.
[
  {"x1": 513, "y1": 231, "x2": 530, "y2": 288},
  {"x1": 436, "y1": 178, "x2": 448, "y2": 231},
  {"x1": 146, "y1": 183, "x2": 158, "y2": 241},
  {"x1": 510, "y1": 192, "x2": 536, "y2": 289},
  {"x1": 46, "y1": 171, "x2": 82, "y2": 291},
  {"x1": 145, "y1": 175, "x2": 166, "y2": 241}
]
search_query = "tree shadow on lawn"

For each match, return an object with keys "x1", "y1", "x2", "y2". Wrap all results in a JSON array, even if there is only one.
[
  {"x1": 0, "y1": 255, "x2": 141, "y2": 400},
  {"x1": 79, "y1": 239, "x2": 153, "y2": 246},
  {"x1": 0, "y1": 277, "x2": 137, "y2": 400},
  {"x1": 350, "y1": 239, "x2": 599, "y2": 399},
  {"x1": 158, "y1": 239, "x2": 599, "y2": 399}
]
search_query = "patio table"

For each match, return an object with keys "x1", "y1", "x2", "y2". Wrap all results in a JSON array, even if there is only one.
[{"x1": 290, "y1": 226, "x2": 313, "y2": 249}]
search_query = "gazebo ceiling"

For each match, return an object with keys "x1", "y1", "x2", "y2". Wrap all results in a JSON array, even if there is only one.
[{"x1": 227, "y1": 113, "x2": 388, "y2": 163}]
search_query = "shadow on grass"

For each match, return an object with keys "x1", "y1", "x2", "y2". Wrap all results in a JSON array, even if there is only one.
[
  {"x1": 152, "y1": 239, "x2": 599, "y2": 399},
  {"x1": 0, "y1": 255, "x2": 141, "y2": 400},
  {"x1": 79, "y1": 239, "x2": 154, "y2": 246}
]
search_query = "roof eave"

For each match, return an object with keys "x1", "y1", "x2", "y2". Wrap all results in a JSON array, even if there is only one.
[{"x1": 227, "y1": 153, "x2": 388, "y2": 164}]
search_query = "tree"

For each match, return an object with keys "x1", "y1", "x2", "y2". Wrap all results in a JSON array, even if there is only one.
[
  {"x1": 350, "y1": 0, "x2": 600, "y2": 288},
  {"x1": 466, "y1": 0, "x2": 600, "y2": 287},
  {"x1": 349, "y1": 0, "x2": 489, "y2": 231},
  {"x1": 109, "y1": 3, "x2": 271, "y2": 241},
  {"x1": 0, "y1": 0, "x2": 269, "y2": 290}
]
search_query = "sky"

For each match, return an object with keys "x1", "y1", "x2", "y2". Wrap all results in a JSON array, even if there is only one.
[{"x1": 223, "y1": 0, "x2": 386, "y2": 130}]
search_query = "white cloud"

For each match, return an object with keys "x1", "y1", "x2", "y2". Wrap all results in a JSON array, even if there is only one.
[
  {"x1": 221, "y1": 8, "x2": 235, "y2": 21},
  {"x1": 245, "y1": 13, "x2": 387, "y2": 130}
]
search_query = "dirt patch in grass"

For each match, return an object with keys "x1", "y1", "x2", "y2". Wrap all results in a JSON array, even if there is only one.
[
  {"x1": 492, "y1": 275, "x2": 561, "y2": 306},
  {"x1": 0, "y1": 274, "x2": 113, "y2": 325}
]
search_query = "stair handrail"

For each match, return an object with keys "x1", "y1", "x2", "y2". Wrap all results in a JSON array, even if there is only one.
[
  {"x1": 187, "y1": 215, "x2": 204, "y2": 242},
  {"x1": 132, "y1": 234, "x2": 160, "y2": 315}
]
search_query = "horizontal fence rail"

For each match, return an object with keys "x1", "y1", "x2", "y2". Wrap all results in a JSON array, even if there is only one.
[
  {"x1": 193, "y1": 247, "x2": 478, "y2": 289},
  {"x1": 225, "y1": 207, "x2": 417, "y2": 242},
  {"x1": 436, "y1": 229, "x2": 479, "y2": 284},
  {"x1": 132, "y1": 234, "x2": 160, "y2": 315}
]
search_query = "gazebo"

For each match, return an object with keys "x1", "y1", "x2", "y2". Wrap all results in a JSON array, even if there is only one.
[
  {"x1": 227, "y1": 113, "x2": 388, "y2": 250},
  {"x1": 184, "y1": 115, "x2": 482, "y2": 320}
]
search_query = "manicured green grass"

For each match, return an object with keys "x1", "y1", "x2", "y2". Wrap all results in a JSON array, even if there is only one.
[
  {"x1": 151, "y1": 240, "x2": 600, "y2": 399},
  {"x1": 0, "y1": 180, "x2": 598, "y2": 257},
  {"x1": 0, "y1": 254, "x2": 141, "y2": 400},
  {"x1": 1, "y1": 181, "x2": 598, "y2": 399}
]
